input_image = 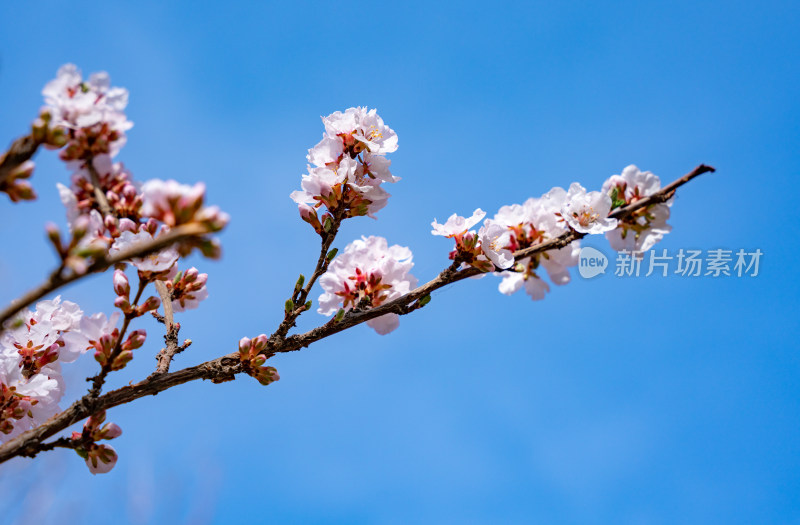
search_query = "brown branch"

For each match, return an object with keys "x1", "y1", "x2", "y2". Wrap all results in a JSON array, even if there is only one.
[
  {"x1": 86, "y1": 160, "x2": 114, "y2": 217},
  {"x1": 152, "y1": 280, "x2": 190, "y2": 375},
  {"x1": 0, "y1": 353, "x2": 242, "y2": 463},
  {"x1": 0, "y1": 164, "x2": 715, "y2": 466},
  {"x1": 0, "y1": 134, "x2": 41, "y2": 187},
  {"x1": 0, "y1": 222, "x2": 212, "y2": 328}
]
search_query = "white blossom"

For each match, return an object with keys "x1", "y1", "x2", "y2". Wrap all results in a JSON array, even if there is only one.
[
  {"x1": 431, "y1": 209, "x2": 486, "y2": 238},
  {"x1": 602, "y1": 165, "x2": 672, "y2": 253},
  {"x1": 318, "y1": 236, "x2": 417, "y2": 335},
  {"x1": 110, "y1": 230, "x2": 179, "y2": 274},
  {"x1": 561, "y1": 183, "x2": 618, "y2": 234}
]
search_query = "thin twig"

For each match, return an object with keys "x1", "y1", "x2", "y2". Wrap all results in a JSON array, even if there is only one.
[
  {"x1": 0, "y1": 222, "x2": 212, "y2": 328},
  {"x1": 88, "y1": 278, "x2": 148, "y2": 397},
  {"x1": 273, "y1": 211, "x2": 344, "y2": 339}
]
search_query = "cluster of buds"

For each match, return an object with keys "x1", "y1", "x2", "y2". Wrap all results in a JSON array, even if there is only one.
[
  {"x1": 112, "y1": 269, "x2": 161, "y2": 317},
  {"x1": 31, "y1": 110, "x2": 68, "y2": 149},
  {"x1": 162, "y1": 267, "x2": 209, "y2": 312},
  {"x1": 238, "y1": 335, "x2": 280, "y2": 386},
  {"x1": 72, "y1": 410, "x2": 122, "y2": 474},
  {"x1": 0, "y1": 160, "x2": 35, "y2": 202},
  {"x1": 71, "y1": 161, "x2": 142, "y2": 220},
  {"x1": 90, "y1": 326, "x2": 145, "y2": 371},
  {"x1": 292, "y1": 107, "x2": 399, "y2": 230},
  {"x1": 0, "y1": 382, "x2": 39, "y2": 435}
]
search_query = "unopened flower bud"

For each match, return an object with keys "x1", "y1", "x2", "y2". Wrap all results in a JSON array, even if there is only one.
[
  {"x1": 298, "y1": 204, "x2": 323, "y2": 234},
  {"x1": 252, "y1": 334, "x2": 268, "y2": 354},
  {"x1": 238, "y1": 337, "x2": 252, "y2": 356},
  {"x1": 99, "y1": 422, "x2": 122, "y2": 440},
  {"x1": 46, "y1": 222, "x2": 62, "y2": 250},
  {"x1": 112, "y1": 270, "x2": 130, "y2": 297},
  {"x1": 114, "y1": 296, "x2": 132, "y2": 313},
  {"x1": 136, "y1": 296, "x2": 161, "y2": 316},
  {"x1": 123, "y1": 330, "x2": 147, "y2": 351}
]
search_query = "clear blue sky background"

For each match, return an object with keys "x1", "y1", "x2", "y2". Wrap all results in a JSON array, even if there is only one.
[{"x1": 1, "y1": 1, "x2": 798, "y2": 523}]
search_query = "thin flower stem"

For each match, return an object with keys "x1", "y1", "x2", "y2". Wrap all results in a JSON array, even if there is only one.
[
  {"x1": 88, "y1": 277, "x2": 148, "y2": 397},
  {"x1": 273, "y1": 210, "x2": 344, "y2": 339}
]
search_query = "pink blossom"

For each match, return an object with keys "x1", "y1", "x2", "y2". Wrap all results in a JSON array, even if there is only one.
[{"x1": 318, "y1": 236, "x2": 417, "y2": 335}]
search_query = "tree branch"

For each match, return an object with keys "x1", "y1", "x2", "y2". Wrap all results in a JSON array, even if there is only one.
[
  {"x1": 0, "y1": 222, "x2": 213, "y2": 327},
  {"x1": 0, "y1": 164, "x2": 715, "y2": 466}
]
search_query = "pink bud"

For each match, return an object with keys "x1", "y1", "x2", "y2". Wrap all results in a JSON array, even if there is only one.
[
  {"x1": 85, "y1": 444, "x2": 118, "y2": 475},
  {"x1": 118, "y1": 218, "x2": 137, "y2": 233},
  {"x1": 99, "y1": 422, "x2": 122, "y2": 440},
  {"x1": 114, "y1": 296, "x2": 132, "y2": 313},
  {"x1": 299, "y1": 204, "x2": 323, "y2": 234},
  {"x1": 238, "y1": 337, "x2": 252, "y2": 354},
  {"x1": 184, "y1": 267, "x2": 199, "y2": 282},
  {"x1": 252, "y1": 334, "x2": 268, "y2": 353},
  {"x1": 123, "y1": 330, "x2": 146, "y2": 351},
  {"x1": 136, "y1": 296, "x2": 161, "y2": 315},
  {"x1": 112, "y1": 270, "x2": 130, "y2": 297}
]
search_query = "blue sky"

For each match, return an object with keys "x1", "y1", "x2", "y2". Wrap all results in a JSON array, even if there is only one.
[{"x1": 1, "y1": 1, "x2": 799, "y2": 523}]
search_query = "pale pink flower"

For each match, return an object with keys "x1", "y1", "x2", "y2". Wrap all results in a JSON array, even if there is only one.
[
  {"x1": 431, "y1": 209, "x2": 486, "y2": 238},
  {"x1": 318, "y1": 236, "x2": 417, "y2": 335},
  {"x1": 561, "y1": 183, "x2": 618, "y2": 234},
  {"x1": 602, "y1": 165, "x2": 672, "y2": 253},
  {"x1": 42, "y1": 64, "x2": 132, "y2": 160},
  {"x1": 110, "y1": 230, "x2": 179, "y2": 274}
]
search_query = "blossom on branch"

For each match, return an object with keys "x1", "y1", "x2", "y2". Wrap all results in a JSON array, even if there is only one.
[
  {"x1": 484, "y1": 190, "x2": 580, "y2": 300},
  {"x1": 318, "y1": 236, "x2": 417, "y2": 335},
  {"x1": 431, "y1": 209, "x2": 514, "y2": 272},
  {"x1": 41, "y1": 64, "x2": 132, "y2": 165},
  {"x1": 602, "y1": 165, "x2": 672, "y2": 253},
  {"x1": 163, "y1": 267, "x2": 209, "y2": 312},
  {"x1": 560, "y1": 183, "x2": 618, "y2": 234},
  {"x1": 110, "y1": 229, "x2": 179, "y2": 278},
  {"x1": 293, "y1": 107, "x2": 399, "y2": 228}
]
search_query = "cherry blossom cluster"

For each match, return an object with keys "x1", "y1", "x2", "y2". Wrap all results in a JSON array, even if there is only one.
[
  {"x1": 430, "y1": 167, "x2": 672, "y2": 300},
  {"x1": 602, "y1": 165, "x2": 672, "y2": 253},
  {"x1": 38, "y1": 65, "x2": 228, "y2": 279},
  {"x1": 0, "y1": 64, "x2": 233, "y2": 474},
  {"x1": 41, "y1": 63, "x2": 132, "y2": 167},
  {"x1": 292, "y1": 107, "x2": 399, "y2": 230},
  {"x1": 0, "y1": 298, "x2": 99, "y2": 441},
  {"x1": 318, "y1": 236, "x2": 417, "y2": 335},
  {"x1": 0, "y1": 63, "x2": 706, "y2": 477}
]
